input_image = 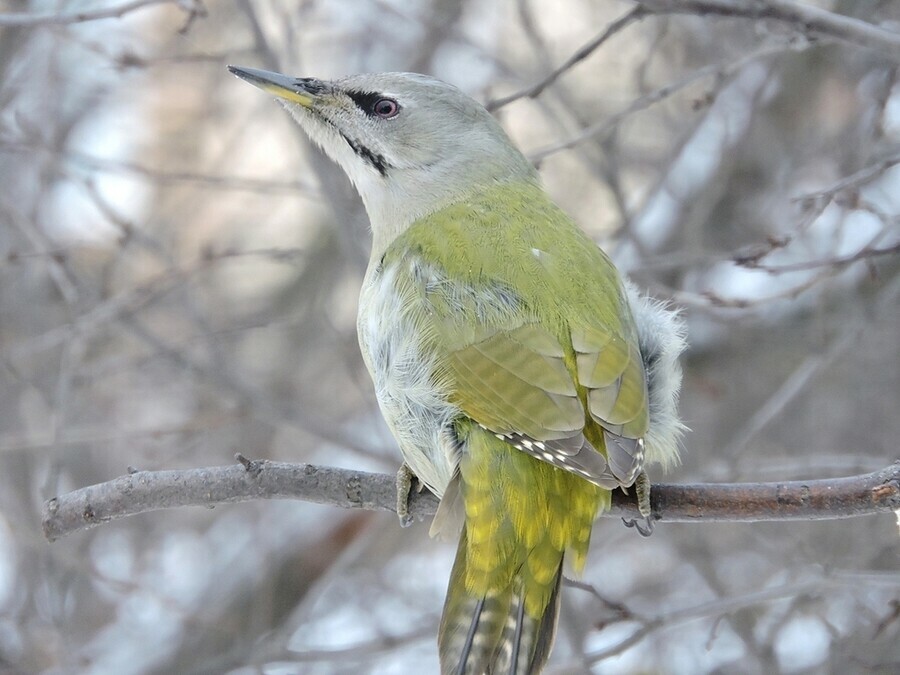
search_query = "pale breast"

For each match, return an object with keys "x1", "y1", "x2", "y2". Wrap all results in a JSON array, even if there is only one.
[{"x1": 357, "y1": 259, "x2": 459, "y2": 497}]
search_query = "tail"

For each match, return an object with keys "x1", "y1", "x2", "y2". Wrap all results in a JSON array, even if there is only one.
[
  {"x1": 437, "y1": 423, "x2": 607, "y2": 674},
  {"x1": 438, "y1": 526, "x2": 563, "y2": 675}
]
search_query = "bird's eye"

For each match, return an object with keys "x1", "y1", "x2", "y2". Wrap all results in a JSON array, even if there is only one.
[{"x1": 372, "y1": 98, "x2": 399, "y2": 118}]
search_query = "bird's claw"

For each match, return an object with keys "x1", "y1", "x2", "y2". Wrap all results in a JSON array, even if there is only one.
[
  {"x1": 622, "y1": 516, "x2": 654, "y2": 537},
  {"x1": 621, "y1": 471, "x2": 654, "y2": 536}
]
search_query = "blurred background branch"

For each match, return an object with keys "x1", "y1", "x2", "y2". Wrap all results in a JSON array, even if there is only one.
[
  {"x1": 1, "y1": 0, "x2": 899, "y2": 672},
  {"x1": 0, "y1": 0, "x2": 203, "y2": 27},
  {"x1": 634, "y1": 0, "x2": 900, "y2": 58}
]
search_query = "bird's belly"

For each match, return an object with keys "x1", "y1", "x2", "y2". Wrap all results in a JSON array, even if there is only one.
[{"x1": 357, "y1": 262, "x2": 458, "y2": 497}]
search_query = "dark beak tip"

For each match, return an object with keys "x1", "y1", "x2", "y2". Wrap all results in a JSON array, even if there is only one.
[{"x1": 227, "y1": 65, "x2": 261, "y2": 84}]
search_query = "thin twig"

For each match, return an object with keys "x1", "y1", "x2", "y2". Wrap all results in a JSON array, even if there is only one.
[
  {"x1": 487, "y1": 7, "x2": 647, "y2": 111},
  {"x1": 581, "y1": 570, "x2": 900, "y2": 664},
  {"x1": 793, "y1": 153, "x2": 900, "y2": 203},
  {"x1": 41, "y1": 459, "x2": 900, "y2": 541},
  {"x1": 0, "y1": 0, "x2": 200, "y2": 27},
  {"x1": 746, "y1": 242, "x2": 900, "y2": 274},
  {"x1": 528, "y1": 42, "x2": 786, "y2": 163},
  {"x1": 634, "y1": 0, "x2": 900, "y2": 60},
  {"x1": 0, "y1": 143, "x2": 320, "y2": 196}
]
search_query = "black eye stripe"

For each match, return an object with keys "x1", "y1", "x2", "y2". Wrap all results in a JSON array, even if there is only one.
[{"x1": 346, "y1": 90, "x2": 398, "y2": 118}]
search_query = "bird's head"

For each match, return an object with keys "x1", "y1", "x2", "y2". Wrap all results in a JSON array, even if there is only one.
[{"x1": 228, "y1": 66, "x2": 537, "y2": 247}]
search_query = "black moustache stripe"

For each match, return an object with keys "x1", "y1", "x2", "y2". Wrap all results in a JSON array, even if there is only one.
[{"x1": 340, "y1": 132, "x2": 390, "y2": 177}]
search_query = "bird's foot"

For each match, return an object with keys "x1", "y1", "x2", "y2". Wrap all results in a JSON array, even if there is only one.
[
  {"x1": 396, "y1": 462, "x2": 419, "y2": 528},
  {"x1": 635, "y1": 471, "x2": 651, "y2": 518},
  {"x1": 621, "y1": 471, "x2": 654, "y2": 537}
]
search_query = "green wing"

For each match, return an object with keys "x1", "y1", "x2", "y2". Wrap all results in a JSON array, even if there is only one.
[
  {"x1": 446, "y1": 323, "x2": 582, "y2": 440},
  {"x1": 384, "y1": 181, "x2": 649, "y2": 487}
]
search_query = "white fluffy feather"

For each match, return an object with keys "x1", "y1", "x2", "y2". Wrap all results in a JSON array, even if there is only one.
[
  {"x1": 624, "y1": 280, "x2": 688, "y2": 469},
  {"x1": 358, "y1": 261, "x2": 459, "y2": 497}
]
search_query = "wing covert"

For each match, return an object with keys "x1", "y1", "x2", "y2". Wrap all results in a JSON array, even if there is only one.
[{"x1": 445, "y1": 322, "x2": 584, "y2": 442}]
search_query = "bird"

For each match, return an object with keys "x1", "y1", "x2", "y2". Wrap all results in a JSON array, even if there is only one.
[{"x1": 227, "y1": 64, "x2": 686, "y2": 674}]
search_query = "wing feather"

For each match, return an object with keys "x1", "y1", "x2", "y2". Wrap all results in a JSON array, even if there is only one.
[{"x1": 381, "y1": 199, "x2": 651, "y2": 488}]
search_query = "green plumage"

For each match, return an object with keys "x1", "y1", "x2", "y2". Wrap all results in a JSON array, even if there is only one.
[
  {"x1": 439, "y1": 422, "x2": 606, "y2": 674},
  {"x1": 382, "y1": 179, "x2": 648, "y2": 446},
  {"x1": 376, "y1": 179, "x2": 647, "y2": 672}
]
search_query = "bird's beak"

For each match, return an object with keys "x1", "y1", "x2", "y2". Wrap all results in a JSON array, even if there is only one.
[{"x1": 227, "y1": 65, "x2": 325, "y2": 108}]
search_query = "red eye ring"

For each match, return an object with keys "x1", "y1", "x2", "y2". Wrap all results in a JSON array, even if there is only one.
[{"x1": 373, "y1": 98, "x2": 399, "y2": 118}]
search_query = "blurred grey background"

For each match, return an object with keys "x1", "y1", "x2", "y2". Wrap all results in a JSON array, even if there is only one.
[{"x1": 0, "y1": 0, "x2": 898, "y2": 673}]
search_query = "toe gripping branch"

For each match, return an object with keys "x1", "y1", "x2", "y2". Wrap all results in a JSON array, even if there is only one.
[
  {"x1": 395, "y1": 463, "x2": 417, "y2": 527},
  {"x1": 621, "y1": 471, "x2": 655, "y2": 537}
]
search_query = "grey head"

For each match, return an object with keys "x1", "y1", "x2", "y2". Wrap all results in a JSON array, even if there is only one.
[{"x1": 227, "y1": 66, "x2": 537, "y2": 250}]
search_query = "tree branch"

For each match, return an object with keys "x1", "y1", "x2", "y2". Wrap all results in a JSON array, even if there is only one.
[
  {"x1": 0, "y1": 0, "x2": 201, "y2": 28},
  {"x1": 41, "y1": 457, "x2": 900, "y2": 542},
  {"x1": 634, "y1": 0, "x2": 900, "y2": 60}
]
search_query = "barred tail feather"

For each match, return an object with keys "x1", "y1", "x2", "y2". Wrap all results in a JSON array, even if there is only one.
[
  {"x1": 494, "y1": 563, "x2": 563, "y2": 675},
  {"x1": 438, "y1": 526, "x2": 564, "y2": 675}
]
